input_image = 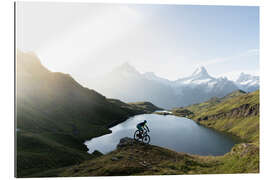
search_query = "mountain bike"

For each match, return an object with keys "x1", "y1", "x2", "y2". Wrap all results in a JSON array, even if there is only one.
[{"x1": 133, "y1": 128, "x2": 151, "y2": 144}]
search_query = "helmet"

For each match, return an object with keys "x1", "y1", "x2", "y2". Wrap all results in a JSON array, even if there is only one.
[{"x1": 144, "y1": 120, "x2": 147, "y2": 123}]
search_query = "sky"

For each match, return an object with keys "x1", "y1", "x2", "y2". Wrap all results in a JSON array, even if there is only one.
[{"x1": 16, "y1": 2, "x2": 259, "y2": 84}]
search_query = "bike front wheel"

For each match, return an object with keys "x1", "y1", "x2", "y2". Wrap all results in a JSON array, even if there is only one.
[
  {"x1": 134, "y1": 130, "x2": 141, "y2": 141},
  {"x1": 142, "y1": 135, "x2": 150, "y2": 144}
]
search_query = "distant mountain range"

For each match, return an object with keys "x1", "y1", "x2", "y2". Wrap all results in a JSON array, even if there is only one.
[
  {"x1": 87, "y1": 63, "x2": 259, "y2": 109},
  {"x1": 235, "y1": 72, "x2": 259, "y2": 92}
]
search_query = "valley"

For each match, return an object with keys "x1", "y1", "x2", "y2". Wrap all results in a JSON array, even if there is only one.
[
  {"x1": 60, "y1": 90, "x2": 259, "y2": 177},
  {"x1": 16, "y1": 51, "x2": 161, "y2": 177},
  {"x1": 16, "y1": 50, "x2": 259, "y2": 177}
]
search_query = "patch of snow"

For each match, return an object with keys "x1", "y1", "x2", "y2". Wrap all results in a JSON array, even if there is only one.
[
  {"x1": 143, "y1": 72, "x2": 172, "y2": 85},
  {"x1": 191, "y1": 78, "x2": 212, "y2": 84}
]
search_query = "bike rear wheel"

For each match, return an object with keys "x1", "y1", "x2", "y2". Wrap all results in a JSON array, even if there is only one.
[
  {"x1": 134, "y1": 130, "x2": 141, "y2": 141},
  {"x1": 142, "y1": 135, "x2": 150, "y2": 144}
]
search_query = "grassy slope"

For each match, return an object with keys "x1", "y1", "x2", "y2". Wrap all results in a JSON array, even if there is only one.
[
  {"x1": 59, "y1": 90, "x2": 259, "y2": 176},
  {"x1": 108, "y1": 100, "x2": 162, "y2": 114},
  {"x1": 183, "y1": 90, "x2": 259, "y2": 144},
  {"x1": 16, "y1": 51, "x2": 160, "y2": 177},
  {"x1": 128, "y1": 101, "x2": 163, "y2": 113},
  {"x1": 60, "y1": 138, "x2": 258, "y2": 176}
]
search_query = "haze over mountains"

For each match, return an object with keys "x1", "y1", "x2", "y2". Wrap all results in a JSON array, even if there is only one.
[
  {"x1": 235, "y1": 72, "x2": 259, "y2": 92},
  {"x1": 16, "y1": 50, "x2": 160, "y2": 177},
  {"x1": 87, "y1": 63, "x2": 259, "y2": 109}
]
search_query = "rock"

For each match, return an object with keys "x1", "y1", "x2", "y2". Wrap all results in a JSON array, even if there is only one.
[
  {"x1": 111, "y1": 156, "x2": 119, "y2": 161},
  {"x1": 203, "y1": 116, "x2": 208, "y2": 120},
  {"x1": 117, "y1": 137, "x2": 135, "y2": 148},
  {"x1": 198, "y1": 103, "x2": 259, "y2": 122},
  {"x1": 139, "y1": 162, "x2": 147, "y2": 167},
  {"x1": 139, "y1": 161, "x2": 151, "y2": 168},
  {"x1": 92, "y1": 150, "x2": 103, "y2": 157},
  {"x1": 230, "y1": 143, "x2": 258, "y2": 157}
]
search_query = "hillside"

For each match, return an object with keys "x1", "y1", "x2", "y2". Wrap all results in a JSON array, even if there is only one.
[
  {"x1": 59, "y1": 137, "x2": 258, "y2": 177},
  {"x1": 172, "y1": 90, "x2": 247, "y2": 117},
  {"x1": 128, "y1": 102, "x2": 163, "y2": 113},
  {"x1": 108, "y1": 99, "x2": 162, "y2": 114},
  {"x1": 56, "y1": 90, "x2": 259, "y2": 177},
  {"x1": 173, "y1": 90, "x2": 259, "y2": 144},
  {"x1": 16, "y1": 50, "x2": 158, "y2": 177}
]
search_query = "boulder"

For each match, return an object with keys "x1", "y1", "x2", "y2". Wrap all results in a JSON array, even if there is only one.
[
  {"x1": 117, "y1": 137, "x2": 135, "y2": 148},
  {"x1": 111, "y1": 157, "x2": 119, "y2": 161},
  {"x1": 92, "y1": 150, "x2": 103, "y2": 157}
]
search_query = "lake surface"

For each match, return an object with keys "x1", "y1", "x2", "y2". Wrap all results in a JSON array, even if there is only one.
[{"x1": 85, "y1": 114, "x2": 239, "y2": 156}]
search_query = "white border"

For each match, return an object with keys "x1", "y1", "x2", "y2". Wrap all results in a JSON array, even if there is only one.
[
  {"x1": 1, "y1": 0, "x2": 269, "y2": 180},
  {"x1": 13, "y1": 0, "x2": 261, "y2": 6}
]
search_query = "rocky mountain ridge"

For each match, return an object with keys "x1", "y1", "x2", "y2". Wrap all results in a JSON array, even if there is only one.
[{"x1": 87, "y1": 63, "x2": 259, "y2": 108}]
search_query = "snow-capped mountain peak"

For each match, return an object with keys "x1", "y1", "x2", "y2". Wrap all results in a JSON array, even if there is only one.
[
  {"x1": 191, "y1": 66, "x2": 209, "y2": 77},
  {"x1": 143, "y1": 72, "x2": 158, "y2": 79},
  {"x1": 236, "y1": 72, "x2": 259, "y2": 83},
  {"x1": 192, "y1": 66, "x2": 208, "y2": 76},
  {"x1": 175, "y1": 66, "x2": 214, "y2": 85},
  {"x1": 89, "y1": 63, "x2": 259, "y2": 108},
  {"x1": 111, "y1": 62, "x2": 141, "y2": 77},
  {"x1": 118, "y1": 62, "x2": 139, "y2": 73},
  {"x1": 235, "y1": 72, "x2": 259, "y2": 92},
  {"x1": 143, "y1": 72, "x2": 171, "y2": 85}
]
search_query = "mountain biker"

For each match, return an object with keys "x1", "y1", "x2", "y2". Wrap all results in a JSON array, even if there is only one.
[{"x1": 136, "y1": 120, "x2": 150, "y2": 137}]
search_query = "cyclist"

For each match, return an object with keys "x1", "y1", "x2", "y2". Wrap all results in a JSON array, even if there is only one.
[{"x1": 136, "y1": 120, "x2": 150, "y2": 138}]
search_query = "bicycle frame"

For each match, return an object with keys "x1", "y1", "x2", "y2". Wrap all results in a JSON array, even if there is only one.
[{"x1": 140, "y1": 127, "x2": 149, "y2": 137}]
